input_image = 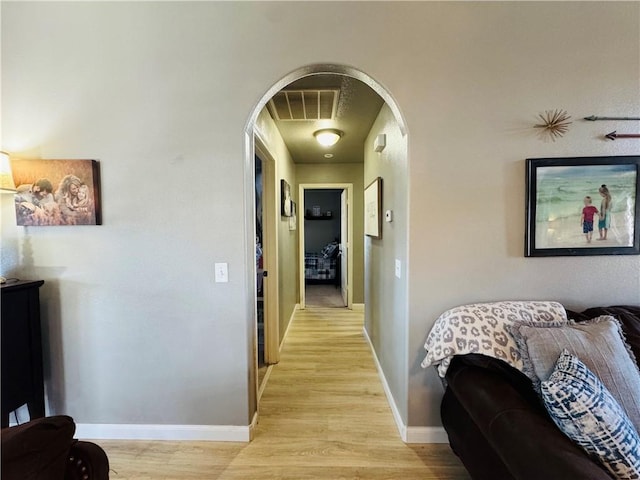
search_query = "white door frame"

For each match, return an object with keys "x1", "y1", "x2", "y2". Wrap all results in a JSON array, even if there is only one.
[
  {"x1": 298, "y1": 183, "x2": 353, "y2": 310},
  {"x1": 255, "y1": 135, "x2": 280, "y2": 366}
]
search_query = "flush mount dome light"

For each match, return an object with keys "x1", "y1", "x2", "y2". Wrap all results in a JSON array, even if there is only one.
[{"x1": 314, "y1": 129, "x2": 342, "y2": 147}]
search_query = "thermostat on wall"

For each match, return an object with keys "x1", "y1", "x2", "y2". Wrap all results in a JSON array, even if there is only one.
[
  {"x1": 374, "y1": 134, "x2": 386, "y2": 153},
  {"x1": 385, "y1": 210, "x2": 393, "y2": 222}
]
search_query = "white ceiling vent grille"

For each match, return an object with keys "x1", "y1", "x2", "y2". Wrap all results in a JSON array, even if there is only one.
[{"x1": 268, "y1": 89, "x2": 339, "y2": 121}]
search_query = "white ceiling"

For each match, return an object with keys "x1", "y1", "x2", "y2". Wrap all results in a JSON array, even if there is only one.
[{"x1": 266, "y1": 74, "x2": 384, "y2": 164}]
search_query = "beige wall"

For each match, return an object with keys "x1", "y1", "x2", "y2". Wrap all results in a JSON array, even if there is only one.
[
  {"x1": 364, "y1": 104, "x2": 409, "y2": 421},
  {"x1": 296, "y1": 163, "x2": 364, "y2": 304},
  {"x1": 404, "y1": 2, "x2": 640, "y2": 426},
  {"x1": 2, "y1": 2, "x2": 638, "y2": 430}
]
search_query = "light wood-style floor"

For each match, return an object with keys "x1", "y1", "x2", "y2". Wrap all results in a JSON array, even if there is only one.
[
  {"x1": 99, "y1": 308, "x2": 470, "y2": 479},
  {"x1": 305, "y1": 284, "x2": 346, "y2": 308}
]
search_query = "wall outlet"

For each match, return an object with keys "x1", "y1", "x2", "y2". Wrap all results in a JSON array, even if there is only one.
[
  {"x1": 395, "y1": 259, "x2": 401, "y2": 279},
  {"x1": 215, "y1": 263, "x2": 229, "y2": 283}
]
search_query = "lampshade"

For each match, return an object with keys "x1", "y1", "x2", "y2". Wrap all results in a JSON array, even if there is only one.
[
  {"x1": 314, "y1": 129, "x2": 342, "y2": 147},
  {"x1": 0, "y1": 152, "x2": 16, "y2": 193}
]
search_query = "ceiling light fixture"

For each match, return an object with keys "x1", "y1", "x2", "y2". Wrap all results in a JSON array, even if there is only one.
[
  {"x1": 324, "y1": 153, "x2": 334, "y2": 159},
  {"x1": 314, "y1": 129, "x2": 343, "y2": 147}
]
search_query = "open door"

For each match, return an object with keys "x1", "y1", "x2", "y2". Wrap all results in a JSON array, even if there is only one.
[
  {"x1": 340, "y1": 190, "x2": 348, "y2": 306},
  {"x1": 255, "y1": 141, "x2": 280, "y2": 372}
]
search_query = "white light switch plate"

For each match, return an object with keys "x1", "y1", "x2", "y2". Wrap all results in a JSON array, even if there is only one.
[
  {"x1": 395, "y1": 259, "x2": 401, "y2": 279},
  {"x1": 215, "y1": 263, "x2": 228, "y2": 283}
]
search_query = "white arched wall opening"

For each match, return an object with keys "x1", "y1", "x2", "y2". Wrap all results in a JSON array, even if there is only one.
[{"x1": 243, "y1": 63, "x2": 408, "y2": 430}]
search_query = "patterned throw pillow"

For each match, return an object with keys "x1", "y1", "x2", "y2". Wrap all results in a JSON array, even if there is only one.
[
  {"x1": 321, "y1": 242, "x2": 339, "y2": 259},
  {"x1": 510, "y1": 316, "x2": 640, "y2": 432},
  {"x1": 542, "y1": 350, "x2": 640, "y2": 480}
]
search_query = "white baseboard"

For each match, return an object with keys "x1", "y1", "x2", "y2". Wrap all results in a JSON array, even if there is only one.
[
  {"x1": 405, "y1": 426, "x2": 448, "y2": 444},
  {"x1": 74, "y1": 423, "x2": 250, "y2": 442},
  {"x1": 362, "y1": 326, "x2": 407, "y2": 441},
  {"x1": 280, "y1": 303, "x2": 299, "y2": 353},
  {"x1": 362, "y1": 326, "x2": 447, "y2": 444},
  {"x1": 249, "y1": 411, "x2": 259, "y2": 441},
  {"x1": 352, "y1": 303, "x2": 364, "y2": 312},
  {"x1": 258, "y1": 364, "x2": 274, "y2": 401}
]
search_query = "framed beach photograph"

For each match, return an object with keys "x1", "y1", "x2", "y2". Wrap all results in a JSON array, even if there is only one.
[
  {"x1": 11, "y1": 158, "x2": 102, "y2": 226},
  {"x1": 525, "y1": 156, "x2": 640, "y2": 257},
  {"x1": 364, "y1": 177, "x2": 383, "y2": 238}
]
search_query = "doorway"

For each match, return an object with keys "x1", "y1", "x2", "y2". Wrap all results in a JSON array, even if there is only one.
[
  {"x1": 299, "y1": 183, "x2": 353, "y2": 310},
  {"x1": 245, "y1": 64, "x2": 408, "y2": 424},
  {"x1": 254, "y1": 139, "x2": 280, "y2": 401},
  {"x1": 303, "y1": 189, "x2": 344, "y2": 308}
]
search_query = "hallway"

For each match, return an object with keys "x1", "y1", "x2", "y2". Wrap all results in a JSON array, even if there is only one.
[{"x1": 100, "y1": 308, "x2": 469, "y2": 479}]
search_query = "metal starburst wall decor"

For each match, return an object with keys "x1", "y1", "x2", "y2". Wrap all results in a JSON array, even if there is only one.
[{"x1": 534, "y1": 109, "x2": 572, "y2": 141}]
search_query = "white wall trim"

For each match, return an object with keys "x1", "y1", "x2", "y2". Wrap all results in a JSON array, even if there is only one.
[
  {"x1": 363, "y1": 326, "x2": 407, "y2": 442},
  {"x1": 280, "y1": 303, "x2": 299, "y2": 353},
  {"x1": 405, "y1": 426, "x2": 448, "y2": 444},
  {"x1": 249, "y1": 411, "x2": 259, "y2": 441},
  {"x1": 352, "y1": 303, "x2": 364, "y2": 312},
  {"x1": 258, "y1": 365, "x2": 274, "y2": 401},
  {"x1": 362, "y1": 326, "x2": 447, "y2": 444},
  {"x1": 75, "y1": 423, "x2": 250, "y2": 442}
]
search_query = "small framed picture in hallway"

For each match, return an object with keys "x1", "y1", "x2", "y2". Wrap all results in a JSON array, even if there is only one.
[
  {"x1": 289, "y1": 201, "x2": 297, "y2": 230},
  {"x1": 365, "y1": 177, "x2": 383, "y2": 238},
  {"x1": 281, "y1": 179, "x2": 292, "y2": 217}
]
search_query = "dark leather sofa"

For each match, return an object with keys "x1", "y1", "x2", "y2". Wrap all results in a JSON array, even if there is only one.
[
  {"x1": 1, "y1": 415, "x2": 109, "y2": 480},
  {"x1": 441, "y1": 305, "x2": 640, "y2": 480}
]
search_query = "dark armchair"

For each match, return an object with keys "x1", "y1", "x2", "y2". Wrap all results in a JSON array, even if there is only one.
[{"x1": 1, "y1": 415, "x2": 109, "y2": 480}]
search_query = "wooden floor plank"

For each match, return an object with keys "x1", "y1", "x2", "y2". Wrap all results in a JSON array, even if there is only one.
[{"x1": 99, "y1": 307, "x2": 470, "y2": 479}]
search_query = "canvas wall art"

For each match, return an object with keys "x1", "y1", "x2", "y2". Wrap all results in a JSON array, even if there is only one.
[
  {"x1": 281, "y1": 179, "x2": 292, "y2": 217},
  {"x1": 11, "y1": 159, "x2": 102, "y2": 226},
  {"x1": 365, "y1": 177, "x2": 383, "y2": 238},
  {"x1": 525, "y1": 156, "x2": 639, "y2": 256}
]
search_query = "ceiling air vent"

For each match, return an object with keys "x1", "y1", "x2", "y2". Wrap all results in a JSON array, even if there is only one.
[{"x1": 268, "y1": 89, "x2": 339, "y2": 121}]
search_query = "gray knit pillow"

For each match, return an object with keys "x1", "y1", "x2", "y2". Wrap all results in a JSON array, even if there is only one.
[{"x1": 510, "y1": 315, "x2": 640, "y2": 433}]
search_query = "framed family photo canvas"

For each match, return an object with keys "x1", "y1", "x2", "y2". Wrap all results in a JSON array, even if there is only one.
[
  {"x1": 365, "y1": 177, "x2": 383, "y2": 238},
  {"x1": 11, "y1": 159, "x2": 102, "y2": 226},
  {"x1": 525, "y1": 156, "x2": 639, "y2": 257}
]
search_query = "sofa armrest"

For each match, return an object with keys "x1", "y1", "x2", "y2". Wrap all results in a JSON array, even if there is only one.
[
  {"x1": 446, "y1": 360, "x2": 613, "y2": 480},
  {"x1": 442, "y1": 388, "x2": 515, "y2": 480},
  {"x1": 66, "y1": 441, "x2": 110, "y2": 480},
  {"x1": 1, "y1": 415, "x2": 75, "y2": 480}
]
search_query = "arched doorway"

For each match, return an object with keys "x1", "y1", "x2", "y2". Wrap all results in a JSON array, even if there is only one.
[{"x1": 244, "y1": 63, "x2": 408, "y2": 428}]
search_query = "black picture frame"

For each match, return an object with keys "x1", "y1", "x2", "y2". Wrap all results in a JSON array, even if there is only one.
[
  {"x1": 281, "y1": 179, "x2": 292, "y2": 217},
  {"x1": 525, "y1": 155, "x2": 640, "y2": 257}
]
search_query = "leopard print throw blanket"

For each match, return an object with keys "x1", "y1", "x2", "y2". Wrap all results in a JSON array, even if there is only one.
[{"x1": 421, "y1": 301, "x2": 567, "y2": 377}]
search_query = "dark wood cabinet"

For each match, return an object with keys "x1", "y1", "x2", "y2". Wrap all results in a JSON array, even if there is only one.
[{"x1": 1, "y1": 280, "x2": 45, "y2": 428}]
